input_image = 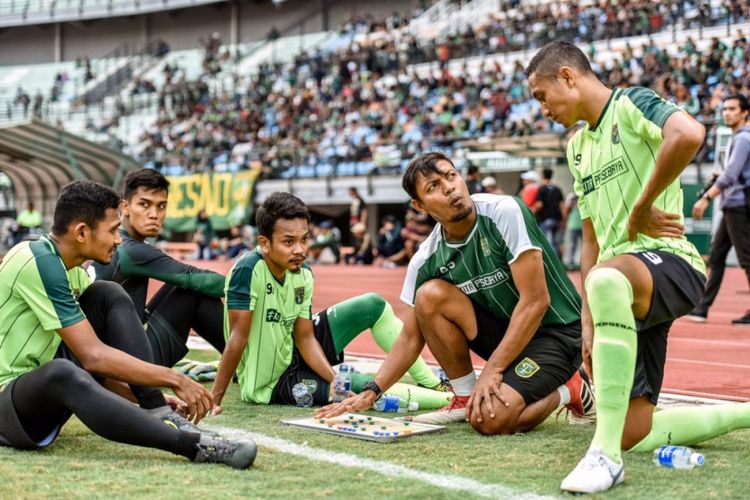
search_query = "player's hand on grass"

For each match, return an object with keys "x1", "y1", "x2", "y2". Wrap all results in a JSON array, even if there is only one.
[
  {"x1": 467, "y1": 371, "x2": 508, "y2": 423},
  {"x1": 627, "y1": 204, "x2": 684, "y2": 241},
  {"x1": 210, "y1": 404, "x2": 223, "y2": 416},
  {"x1": 164, "y1": 394, "x2": 188, "y2": 417},
  {"x1": 315, "y1": 392, "x2": 377, "y2": 419},
  {"x1": 173, "y1": 375, "x2": 213, "y2": 424}
]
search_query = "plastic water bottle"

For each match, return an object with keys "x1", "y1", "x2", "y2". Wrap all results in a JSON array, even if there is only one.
[
  {"x1": 292, "y1": 382, "x2": 313, "y2": 408},
  {"x1": 372, "y1": 394, "x2": 419, "y2": 413},
  {"x1": 333, "y1": 364, "x2": 352, "y2": 403},
  {"x1": 652, "y1": 445, "x2": 705, "y2": 469}
]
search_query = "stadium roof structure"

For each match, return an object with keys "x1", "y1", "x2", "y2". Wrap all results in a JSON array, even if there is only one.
[
  {"x1": 0, "y1": 119, "x2": 140, "y2": 217},
  {"x1": 462, "y1": 133, "x2": 567, "y2": 159}
]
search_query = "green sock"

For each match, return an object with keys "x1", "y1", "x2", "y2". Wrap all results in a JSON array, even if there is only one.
[
  {"x1": 586, "y1": 268, "x2": 638, "y2": 463},
  {"x1": 629, "y1": 403, "x2": 750, "y2": 452},
  {"x1": 350, "y1": 372, "x2": 374, "y2": 393},
  {"x1": 328, "y1": 293, "x2": 440, "y2": 389}
]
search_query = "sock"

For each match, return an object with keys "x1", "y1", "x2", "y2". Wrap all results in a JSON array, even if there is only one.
[
  {"x1": 381, "y1": 382, "x2": 453, "y2": 410},
  {"x1": 450, "y1": 372, "x2": 477, "y2": 397},
  {"x1": 351, "y1": 372, "x2": 374, "y2": 393},
  {"x1": 586, "y1": 268, "x2": 638, "y2": 463},
  {"x1": 327, "y1": 293, "x2": 440, "y2": 388},
  {"x1": 557, "y1": 385, "x2": 571, "y2": 406},
  {"x1": 629, "y1": 403, "x2": 750, "y2": 452}
]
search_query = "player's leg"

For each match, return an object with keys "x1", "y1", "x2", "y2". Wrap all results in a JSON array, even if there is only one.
[
  {"x1": 8, "y1": 360, "x2": 255, "y2": 467},
  {"x1": 74, "y1": 281, "x2": 167, "y2": 410},
  {"x1": 688, "y1": 216, "x2": 732, "y2": 320},
  {"x1": 724, "y1": 208, "x2": 750, "y2": 323},
  {"x1": 145, "y1": 284, "x2": 225, "y2": 367},
  {"x1": 324, "y1": 292, "x2": 441, "y2": 389}
]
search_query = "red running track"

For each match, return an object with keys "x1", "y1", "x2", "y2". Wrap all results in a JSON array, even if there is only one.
[{"x1": 156, "y1": 261, "x2": 750, "y2": 402}]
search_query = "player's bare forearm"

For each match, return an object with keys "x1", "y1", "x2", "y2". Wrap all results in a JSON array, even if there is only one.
[
  {"x1": 294, "y1": 320, "x2": 336, "y2": 384},
  {"x1": 485, "y1": 297, "x2": 546, "y2": 375},
  {"x1": 636, "y1": 112, "x2": 705, "y2": 209},
  {"x1": 212, "y1": 309, "x2": 252, "y2": 404}
]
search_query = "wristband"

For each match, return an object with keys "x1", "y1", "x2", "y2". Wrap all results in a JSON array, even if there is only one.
[{"x1": 361, "y1": 381, "x2": 382, "y2": 398}]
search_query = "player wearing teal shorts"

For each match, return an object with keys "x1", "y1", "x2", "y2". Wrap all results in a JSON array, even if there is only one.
[
  {"x1": 527, "y1": 41, "x2": 750, "y2": 493},
  {"x1": 210, "y1": 192, "x2": 442, "y2": 410}
]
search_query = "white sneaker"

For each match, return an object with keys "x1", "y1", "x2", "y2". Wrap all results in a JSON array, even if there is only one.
[
  {"x1": 560, "y1": 448, "x2": 624, "y2": 494},
  {"x1": 410, "y1": 395, "x2": 468, "y2": 424}
]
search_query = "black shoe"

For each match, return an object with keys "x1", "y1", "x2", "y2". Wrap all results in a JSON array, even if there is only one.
[
  {"x1": 161, "y1": 411, "x2": 219, "y2": 437},
  {"x1": 194, "y1": 436, "x2": 257, "y2": 469},
  {"x1": 732, "y1": 311, "x2": 750, "y2": 326}
]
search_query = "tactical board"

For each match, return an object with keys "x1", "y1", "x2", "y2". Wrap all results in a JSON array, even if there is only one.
[{"x1": 281, "y1": 413, "x2": 445, "y2": 443}]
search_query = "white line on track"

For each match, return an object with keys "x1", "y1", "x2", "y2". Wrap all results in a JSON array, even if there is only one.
[
  {"x1": 666, "y1": 357, "x2": 750, "y2": 370},
  {"x1": 208, "y1": 425, "x2": 558, "y2": 500}
]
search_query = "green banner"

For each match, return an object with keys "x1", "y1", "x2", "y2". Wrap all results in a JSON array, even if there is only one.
[{"x1": 164, "y1": 169, "x2": 260, "y2": 232}]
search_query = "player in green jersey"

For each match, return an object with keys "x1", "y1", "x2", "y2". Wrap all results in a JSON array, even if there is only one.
[
  {"x1": 93, "y1": 169, "x2": 225, "y2": 366},
  {"x1": 317, "y1": 152, "x2": 595, "y2": 434},
  {"x1": 211, "y1": 192, "x2": 442, "y2": 411},
  {"x1": 0, "y1": 181, "x2": 254, "y2": 468},
  {"x1": 527, "y1": 41, "x2": 750, "y2": 493}
]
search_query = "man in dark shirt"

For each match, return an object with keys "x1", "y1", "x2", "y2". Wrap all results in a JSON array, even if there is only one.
[
  {"x1": 465, "y1": 165, "x2": 484, "y2": 195},
  {"x1": 533, "y1": 168, "x2": 564, "y2": 257},
  {"x1": 94, "y1": 169, "x2": 226, "y2": 366}
]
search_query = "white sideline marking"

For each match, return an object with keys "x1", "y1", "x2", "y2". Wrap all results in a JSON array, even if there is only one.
[{"x1": 208, "y1": 425, "x2": 557, "y2": 500}]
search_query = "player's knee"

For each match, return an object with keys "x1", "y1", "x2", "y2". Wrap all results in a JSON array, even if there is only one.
[
  {"x1": 584, "y1": 267, "x2": 632, "y2": 303},
  {"x1": 470, "y1": 411, "x2": 516, "y2": 436},
  {"x1": 414, "y1": 280, "x2": 450, "y2": 315},
  {"x1": 360, "y1": 292, "x2": 386, "y2": 315},
  {"x1": 621, "y1": 426, "x2": 650, "y2": 451},
  {"x1": 84, "y1": 281, "x2": 132, "y2": 308},
  {"x1": 44, "y1": 359, "x2": 93, "y2": 392}
]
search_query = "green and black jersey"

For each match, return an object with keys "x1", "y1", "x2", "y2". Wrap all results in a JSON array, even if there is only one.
[
  {"x1": 567, "y1": 86, "x2": 705, "y2": 274},
  {"x1": 401, "y1": 194, "x2": 581, "y2": 326},
  {"x1": 93, "y1": 229, "x2": 225, "y2": 321},
  {"x1": 0, "y1": 236, "x2": 90, "y2": 387},
  {"x1": 224, "y1": 249, "x2": 314, "y2": 404}
]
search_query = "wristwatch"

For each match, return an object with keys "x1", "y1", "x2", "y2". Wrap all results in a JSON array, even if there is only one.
[{"x1": 361, "y1": 381, "x2": 382, "y2": 399}]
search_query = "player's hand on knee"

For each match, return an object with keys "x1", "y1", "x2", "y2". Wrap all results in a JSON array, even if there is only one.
[{"x1": 467, "y1": 371, "x2": 507, "y2": 423}]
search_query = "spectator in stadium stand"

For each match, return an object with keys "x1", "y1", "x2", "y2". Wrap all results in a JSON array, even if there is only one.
[
  {"x1": 465, "y1": 165, "x2": 484, "y2": 194},
  {"x1": 481, "y1": 176, "x2": 503, "y2": 194},
  {"x1": 519, "y1": 170, "x2": 540, "y2": 208},
  {"x1": 345, "y1": 222, "x2": 374, "y2": 265},
  {"x1": 348, "y1": 187, "x2": 368, "y2": 229},
  {"x1": 375, "y1": 215, "x2": 404, "y2": 268},
  {"x1": 533, "y1": 168, "x2": 565, "y2": 257}
]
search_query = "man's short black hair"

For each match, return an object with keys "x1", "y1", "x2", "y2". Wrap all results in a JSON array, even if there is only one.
[
  {"x1": 525, "y1": 41, "x2": 594, "y2": 79},
  {"x1": 52, "y1": 180, "x2": 121, "y2": 235},
  {"x1": 542, "y1": 168, "x2": 554, "y2": 180},
  {"x1": 724, "y1": 94, "x2": 750, "y2": 113},
  {"x1": 402, "y1": 152, "x2": 456, "y2": 200},
  {"x1": 256, "y1": 192, "x2": 310, "y2": 239},
  {"x1": 123, "y1": 168, "x2": 170, "y2": 200}
]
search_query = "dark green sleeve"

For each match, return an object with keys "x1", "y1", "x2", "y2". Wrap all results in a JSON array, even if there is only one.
[
  {"x1": 119, "y1": 240, "x2": 225, "y2": 297},
  {"x1": 226, "y1": 251, "x2": 262, "y2": 310}
]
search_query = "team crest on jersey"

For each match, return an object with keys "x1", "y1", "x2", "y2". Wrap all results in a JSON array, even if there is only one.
[
  {"x1": 611, "y1": 123, "x2": 620, "y2": 144},
  {"x1": 294, "y1": 287, "x2": 305, "y2": 304},
  {"x1": 480, "y1": 236, "x2": 491, "y2": 257},
  {"x1": 515, "y1": 357, "x2": 540, "y2": 378}
]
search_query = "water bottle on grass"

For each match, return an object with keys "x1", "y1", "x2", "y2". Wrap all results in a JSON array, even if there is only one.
[
  {"x1": 333, "y1": 364, "x2": 352, "y2": 403},
  {"x1": 373, "y1": 394, "x2": 419, "y2": 413},
  {"x1": 652, "y1": 445, "x2": 705, "y2": 469},
  {"x1": 292, "y1": 382, "x2": 313, "y2": 408}
]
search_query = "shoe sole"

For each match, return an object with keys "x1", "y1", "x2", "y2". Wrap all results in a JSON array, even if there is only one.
[
  {"x1": 684, "y1": 316, "x2": 707, "y2": 323},
  {"x1": 411, "y1": 410, "x2": 466, "y2": 425}
]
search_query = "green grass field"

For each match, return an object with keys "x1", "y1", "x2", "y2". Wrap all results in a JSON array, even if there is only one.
[{"x1": 1, "y1": 350, "x2": 748, "y2": 499}]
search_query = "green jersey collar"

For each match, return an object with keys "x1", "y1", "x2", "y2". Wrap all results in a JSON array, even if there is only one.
[
  {"x1": 588, "y1": 88, "x2": 620, "y2": 132},
  {"x1": 441, "y1": 204, "x2": 480, "y2": 248}
]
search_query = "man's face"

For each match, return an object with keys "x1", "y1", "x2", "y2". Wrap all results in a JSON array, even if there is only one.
[
  {"x1": 412, "y1": 161, "x2": 473, "y2": 224},
  {"x1": 260, "y1": 217, "x2": 310, "y2": 273},
  {"x1": 528, "y1": 71, "x2": 578, "y2": 128},
  {"x1": 122, "y1": 187, "x2": 168, "y2": 238},
  {"x1": 82, "y1": 208, "x2": 122, "y2": 264},
  {"x1": 722, "y1": 99, "x2": 748, "y2": 128}
]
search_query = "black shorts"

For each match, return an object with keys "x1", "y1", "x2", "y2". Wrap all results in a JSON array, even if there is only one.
[
  {"x1": 270, "y1": 310, "x2": 343, "y2": 406},
  {"x1": 467, "y1": 301, "x2": 582, "y2": 405},
  {"x1": 628, "y1": 251, "x2": 706, "y2": 404},
  {"x1": 0, "y1": 377, "x2": 70, "y2": 449}
]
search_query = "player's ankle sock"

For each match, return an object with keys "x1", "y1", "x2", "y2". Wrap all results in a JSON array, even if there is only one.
[
  {"x1": 629, "y1": 403, "x2": 750, "y2": 452},
  {"x1": 350, "y1": 372, "x2": 374, "y2": 393},
  {"x1": 557, "y1": 384, "x2": 571, "y2": 406},
  {"x1": 586, "y1": 268, "x2": 637, "y2": 463},
  {"x1": 450, "y1": 372, "x2": 477, "y2": 397},
  {"x1": 369, "y1": 301, "x2": 440, "y2": 388}
]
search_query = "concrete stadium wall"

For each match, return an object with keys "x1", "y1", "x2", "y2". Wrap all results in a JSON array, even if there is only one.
[{"x1": 0, "y1": 0, "x2": 421, "y2": 66}]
